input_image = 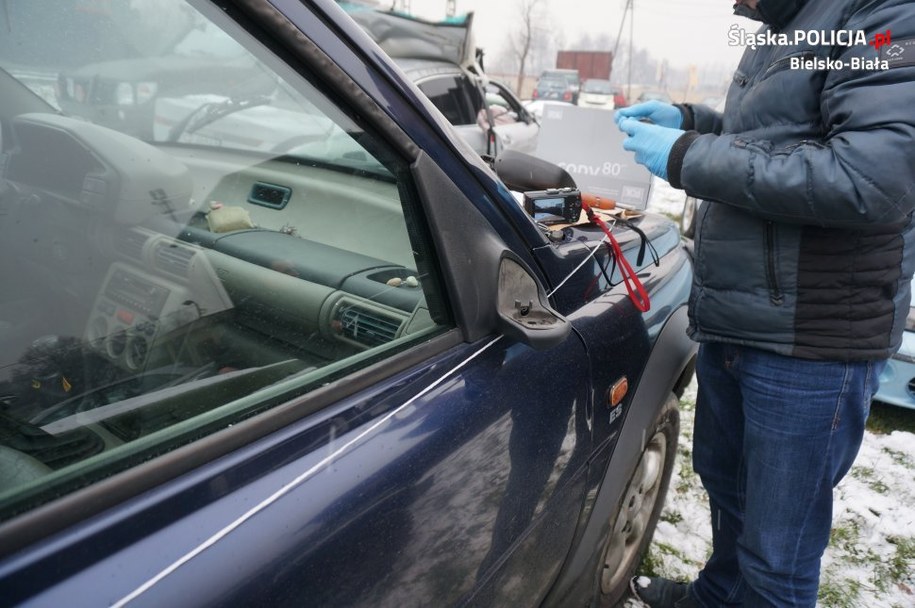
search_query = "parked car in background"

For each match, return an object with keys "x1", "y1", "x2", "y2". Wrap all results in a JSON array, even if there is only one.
[
  {"x1": 681, "y1": 194, "x2": 701, "y2": 238},
  {"x1": 346, "y1": 8, "x2": 538, "y2": 158},
  {"x1": 532, "y1": 75, "x2": 575, "y2": 103},
  {"x1": 538, "y1": 68, "x2": 581, "y2": 103},
  {"x1": 612, "y1": 87, "x2": 629, "y2": 108},
  {"x1": 637, "y1": 89, "x2": 674, "y2": 104},
  {"x1": 397, "y1": 59, "x2": 539, "y2": 157},
  {"x1": 874, "y1": 277, "x2": 915, "y2": 410},
  {"x1": 577, "y1": 78, "x2": 616, "y2": 110},
  {"x1": 0, "y1": 2, "x2": 696, "y2": 607}
]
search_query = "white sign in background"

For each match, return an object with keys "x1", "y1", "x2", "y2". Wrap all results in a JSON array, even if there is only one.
[{"x1": 535, "y1": 104, "x2": 653, "y2": 210}]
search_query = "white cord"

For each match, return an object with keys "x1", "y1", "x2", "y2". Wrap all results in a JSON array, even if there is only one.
[
  {"x1": 547, "y1": 233, "x2": 609, "y2": 297},
  {"x1": 112, "y1": 335, "x2": 502, "y2": 607}
]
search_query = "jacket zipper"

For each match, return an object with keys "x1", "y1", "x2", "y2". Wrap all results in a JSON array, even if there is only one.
[
  {"x1": 765, "y1": 221, "x2": 783, "y2": 305},
  {"x1": 762, "y1": 51, "x2": 817, "y2": 80}
]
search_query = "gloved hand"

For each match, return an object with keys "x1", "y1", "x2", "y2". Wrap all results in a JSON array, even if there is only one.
[
  {"x1": 617, "y1": 118, "x2": 684, "y2": 181},
  {"x1": 614, "y1": 100, "x2": 683, "y2": 129}
]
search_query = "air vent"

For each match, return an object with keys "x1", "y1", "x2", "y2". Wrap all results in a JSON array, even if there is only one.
[
  {"x1": 153, "y1": 242, "x2": 195, "y2": 277},
  {"x1": 248, "y1": 181, "x2": 291, "y2": 209},
  {"x1": 338, "y1": 306, "x2": 402, "y2": 347},
  {"x1": 114, "y1": 230, "x2": 148, "y2": 259}
]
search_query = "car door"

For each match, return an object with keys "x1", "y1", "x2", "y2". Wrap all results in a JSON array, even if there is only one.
[
  {"x1": 482, "y1": 80, "x2": 540, "y2": 156},
  {"x1": 0, "y1": 1, "x2": 594, "y2": 606},
  {"x1": 413, "y1": 72, "x2": 491, "y2": 156}
]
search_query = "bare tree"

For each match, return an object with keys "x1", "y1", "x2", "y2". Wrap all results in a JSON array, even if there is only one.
[{"x1": 509, "y1": 0, "x2": 547, "y2": 94}]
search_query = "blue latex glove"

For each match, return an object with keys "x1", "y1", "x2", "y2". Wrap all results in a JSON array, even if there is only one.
[
  {"x1": 618, "y1": 118, "x2": 684, "y2": 181},
  {"x1": 614, "y1": 100, "x2": 683, "y2": 129}
]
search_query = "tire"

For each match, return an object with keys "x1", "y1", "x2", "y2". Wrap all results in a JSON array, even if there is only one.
[
  {"x1": 680, "y1": 196, "x2": 698, "y2": 239},
  {"x1": 597, "y1": 393, "x2": 680, "y2": 607}
]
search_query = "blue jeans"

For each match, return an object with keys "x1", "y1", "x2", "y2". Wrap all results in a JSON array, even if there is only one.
[{"x1": 688, "y1": 343, "x2": 884, "y2": 607}]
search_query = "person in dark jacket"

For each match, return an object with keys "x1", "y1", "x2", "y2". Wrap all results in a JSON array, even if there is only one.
[{"x1": 615, "y1": 0, "x2": 915, "y2": 606}]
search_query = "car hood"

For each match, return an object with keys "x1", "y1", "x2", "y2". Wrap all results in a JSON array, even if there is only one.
[{"x1": 342, "y1": 5, "x2": 477, "y2": 72}]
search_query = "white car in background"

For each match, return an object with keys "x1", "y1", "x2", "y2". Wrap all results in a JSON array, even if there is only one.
[
  {"x1": 346, "y1": 8, "x2": 539, "y2": 159},
  {"x1": 157, "y1": 8, "x2": 540, "y2": 161},
  {"x1": 577, "y1": 78, "x2": 616, "y2": 110},
  {"x1": 874, "y1": 276, "x2": 915, "y2": 411}
]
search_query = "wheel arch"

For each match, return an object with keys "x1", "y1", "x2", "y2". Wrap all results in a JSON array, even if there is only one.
[{"x1": 542, "y1": 303, "x2": 696, "y2": 607}]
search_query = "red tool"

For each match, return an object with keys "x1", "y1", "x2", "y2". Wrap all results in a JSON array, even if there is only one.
[{"x1": 580, "y1": 196, "x2": 650, "y2": 312}]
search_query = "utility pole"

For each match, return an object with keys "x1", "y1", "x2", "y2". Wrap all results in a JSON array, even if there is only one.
[
  {"x1": 628, "y1": 0, "x2": 634, "y2": 102},
  {"x1": 611, "y1": 0, "x2": 634, "y2": 101}
]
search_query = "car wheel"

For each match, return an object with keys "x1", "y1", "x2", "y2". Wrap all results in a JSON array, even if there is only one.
[
  {"x1": 680, "y1": 196, "x2": 698, "y2": 239},
  {"x1": 597, "y1": 394, "x2": 679, "y2": 607}
]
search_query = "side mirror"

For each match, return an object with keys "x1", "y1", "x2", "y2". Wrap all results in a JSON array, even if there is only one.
[
  {"x1": 493, "y1": 149, "x2": 577, "y2": 191},
  {"x1": 496, "y1": 254, "x2": 570, "y2": 350}
]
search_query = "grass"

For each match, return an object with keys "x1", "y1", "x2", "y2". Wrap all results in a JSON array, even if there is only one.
[
  {"x1": 659, "y1": 510, "x2": 683, "y2": 525},
  {"x1": 824, "y1": 520, "x2": 915, "y2": 601},
  {"x1": 881, "y1": 446, "x2": 914, "y2": 468},
  {"x1": 867, "y1": 401, "x2": 915, "y2": 435},
  {"x1": 884, "y1": 536, "x2": 915, "y2": 586},
  {"x1": 850, "y1": 466, "x2": 891, "y2": 494},
  {"x1": 817, "y1": 574, "x2": 864, "y2": 608}
]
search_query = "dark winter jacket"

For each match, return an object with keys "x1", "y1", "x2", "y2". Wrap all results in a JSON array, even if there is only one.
[{"x1": 668, "y1": 0, "x2": 915, "y2": 361}]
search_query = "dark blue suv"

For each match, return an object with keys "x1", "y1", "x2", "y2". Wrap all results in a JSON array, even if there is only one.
[{"x1": 0, "y1": 1, "x2": 695, "y2": 606}]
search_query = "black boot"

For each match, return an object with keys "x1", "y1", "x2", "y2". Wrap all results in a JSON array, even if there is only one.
[{"x1": 630, "y1": 576, "x2": 699, "y2": 608}]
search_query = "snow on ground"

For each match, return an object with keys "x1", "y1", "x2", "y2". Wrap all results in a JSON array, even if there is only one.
[
  {"x1": 627, "y1": 182, "x2": 915, "y2": 607},
  {"x1": 626, "y1": 380, "x2": 915, "y2": 607}
]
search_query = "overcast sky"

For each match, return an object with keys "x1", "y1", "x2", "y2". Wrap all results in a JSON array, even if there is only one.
[{"x1": 406, "y1": 0, "x2": 754, "y2": 71}]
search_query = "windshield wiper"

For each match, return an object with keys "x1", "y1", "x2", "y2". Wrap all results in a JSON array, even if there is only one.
[{"x1": 167, "y1": 94, "x2": 271, "y2": 142}]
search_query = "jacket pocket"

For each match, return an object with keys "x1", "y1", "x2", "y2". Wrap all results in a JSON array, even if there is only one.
[
  {"x1": 764, "y1": 221, "x2": 784, "y2": 306},
  {"x1": 732, "y1": 69, "x2": 749, "y2": 88}
]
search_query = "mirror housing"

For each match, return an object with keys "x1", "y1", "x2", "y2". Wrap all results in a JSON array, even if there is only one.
[
  {"x1": 412, "y1": 150, "x2": 570, "y2": 349},
  {"x1": 496, "y1": 254, "x2": 570, "y2": 350},
  {"x1": 493, "y1": 148, "x2": 577, "y2": 191}
]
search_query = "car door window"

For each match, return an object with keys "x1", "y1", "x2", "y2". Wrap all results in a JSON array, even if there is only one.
[
  {"x1": 481, "y1": 82, "x2": 539, "y2": 155},
  {"x1": 0, "y1": 0, "x2": 452, "y2": 521},
  {"x1": 484, "y1": 82, "x2": 523, "y2": 118},
  {"x1": 416, "y1": 74, "x2": 477, "y2": 126}
]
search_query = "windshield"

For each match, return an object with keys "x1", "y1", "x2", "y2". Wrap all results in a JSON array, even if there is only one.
[
  {"x1": 538, "y1": 78, "x2": 568, "y2": 89},
  {"x1": 583, "y1": 80, "x2": 613, "y2": 94},
  {"x1": 543, "y1": 71, "x2": 578, "y2": 85}
]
